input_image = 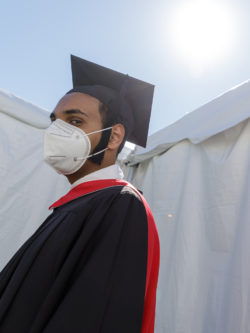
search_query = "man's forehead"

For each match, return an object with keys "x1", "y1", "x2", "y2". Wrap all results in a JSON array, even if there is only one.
[
  {"x1": 63, "y1": 92, "x2": 100, "y2": 105},
  {"x1": 54, "y1": 92, "x2": 101, "y2": 112},
  {"x1": 51, "y1": 92, "x2": 102, "y2": 122}
]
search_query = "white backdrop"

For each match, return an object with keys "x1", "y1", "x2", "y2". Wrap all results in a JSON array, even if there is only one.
[
  {"x1": 0, "y1": 89, "x2": 69, "y2": 270},
  {"x1": 127, "y1": 81, "x2": 250, "y2": 333}
]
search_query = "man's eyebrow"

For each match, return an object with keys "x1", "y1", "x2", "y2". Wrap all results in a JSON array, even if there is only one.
[
  {"x1": 49, "y1": 109, "x2": 88, "y2": 120},
  {"x1": 63, "y1": 109, "x2": 88, "y2": 117}
]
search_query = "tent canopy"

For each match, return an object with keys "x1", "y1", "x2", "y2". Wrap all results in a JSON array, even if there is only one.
[
  {"x1": 129, "y1": 79, "x2": 250, "y2": 165},
  {"x1": 0, "y1": 89, "x2": 50, "y2": 129}
]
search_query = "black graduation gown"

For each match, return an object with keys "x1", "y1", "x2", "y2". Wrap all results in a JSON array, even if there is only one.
[{"x1": 0, "y1": 180, "x2": 160, "y2": 333}]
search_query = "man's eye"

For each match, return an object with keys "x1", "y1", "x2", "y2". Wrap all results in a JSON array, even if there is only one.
[{"x1": 69, "y1": 119, "x2": 82, "y2": 125}]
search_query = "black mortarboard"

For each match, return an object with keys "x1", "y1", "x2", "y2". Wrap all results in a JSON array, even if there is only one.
[{"x1": 68, "y1": 55, "x2": 154, "y2": 147}]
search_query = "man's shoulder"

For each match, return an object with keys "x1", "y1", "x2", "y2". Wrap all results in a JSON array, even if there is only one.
[
  {"x1": 88, "y1": 182, "x2": 144, "y2": 212},
  {"x1": 119, "y1": 184, "x2": 142, "y2": 201},
  {"x1": 94, "y1": 182, "x2": 142, "y2": 202},
  {"x1": 58, "y1": 182, "x2": 142, "y2": 211}
]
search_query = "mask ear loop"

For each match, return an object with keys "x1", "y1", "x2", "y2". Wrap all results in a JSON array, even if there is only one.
[
  {"x1": 84, "y1": 126, "x2": 113, "y2": 137},
  {"x1": 74, "y1": 148, "x2": 108, "y2": 161},
  {"x1": 88, "y1": 126, "x2": 113, "y2": 165},
  {"x1": 74, "y1": 126, "x2": 112, "y2": 162}
]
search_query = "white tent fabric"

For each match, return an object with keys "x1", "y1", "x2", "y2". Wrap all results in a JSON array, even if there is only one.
[
  {"x1": 127, "y1": 82, "x2": 250, "y2": 333},
  {"x1": 129, "y1": 79, "x2": 250, "y2": 165},
  {"x1": 0, "y1": 89, "x2": 69, "y2": 270}
]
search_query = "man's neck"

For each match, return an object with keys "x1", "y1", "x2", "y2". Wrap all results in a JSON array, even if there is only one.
[{"x1": 66, "y1": 159, "x2": 115, "y2": 184}]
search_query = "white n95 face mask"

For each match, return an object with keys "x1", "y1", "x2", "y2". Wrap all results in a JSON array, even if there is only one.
[{"x1": 43, "y1": 119, "x2": 112, "y2": 175}]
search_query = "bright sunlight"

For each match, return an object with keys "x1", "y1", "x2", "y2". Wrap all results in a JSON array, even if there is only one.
[{"x1": 167, "y1": 0, "x2": 238, "y2": 72}]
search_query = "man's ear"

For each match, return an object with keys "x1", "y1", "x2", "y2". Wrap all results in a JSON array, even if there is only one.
[{"x1": 107, "y1": 124, "x2": 125, "y2": 151}]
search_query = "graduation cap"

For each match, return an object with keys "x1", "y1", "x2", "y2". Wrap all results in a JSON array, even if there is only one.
[{"x1": 68, "y1": 55, "x2": 155, "y2": 147}]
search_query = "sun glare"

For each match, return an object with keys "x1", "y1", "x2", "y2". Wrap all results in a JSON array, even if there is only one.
[{"x1": 168, "y1": 0, "x2": 238, "y2": 72}]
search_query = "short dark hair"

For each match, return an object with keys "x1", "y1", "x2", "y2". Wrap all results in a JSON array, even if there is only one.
[{"x1": 98, "y1": 102, "x2": 127, "y2": 154}]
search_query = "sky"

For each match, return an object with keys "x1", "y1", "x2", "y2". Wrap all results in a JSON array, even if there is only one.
[{"x1": 0, "y1": 0, "x2": 250, "y2": 136}]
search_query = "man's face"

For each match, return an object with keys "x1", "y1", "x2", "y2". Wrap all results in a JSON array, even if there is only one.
[{"x1": 50, "y1": 92, "x2": 103, "y2": 154}]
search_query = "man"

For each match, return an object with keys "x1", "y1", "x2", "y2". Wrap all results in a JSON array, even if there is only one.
[{"x1": 0, "y1": 55, "x2": 160, "y2": 333}]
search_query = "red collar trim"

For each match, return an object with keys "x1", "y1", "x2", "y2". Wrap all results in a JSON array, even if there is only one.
[{"x1": 49, "y1": 179, "x2": 130, "y2": 210}]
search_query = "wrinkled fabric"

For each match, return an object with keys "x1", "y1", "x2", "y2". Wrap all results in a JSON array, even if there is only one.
[
  {"x1": 0, "y1": 89, "x2": 69, "y2": 270},
  {"x1": 128, "y1": 118, "x2": 250, "y2": 333}
]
